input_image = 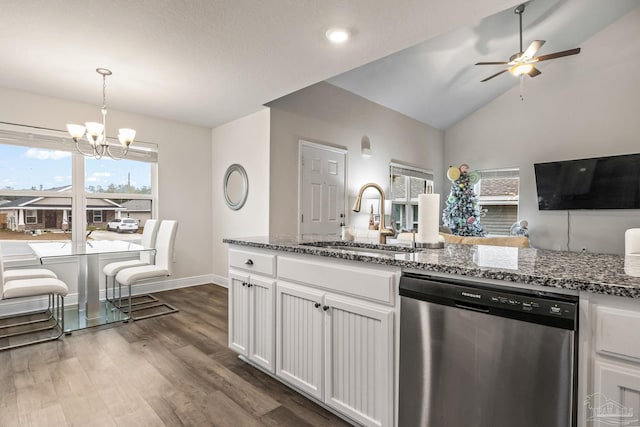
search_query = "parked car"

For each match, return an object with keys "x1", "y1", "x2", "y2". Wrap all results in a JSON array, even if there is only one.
[{"x1": 106, "y1": 218, "x2": 139, "y2": 233}]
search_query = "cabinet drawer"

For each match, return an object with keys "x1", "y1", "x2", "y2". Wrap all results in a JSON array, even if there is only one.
[
  {"x1": 229, "y1": 249, "x2": 276, "y2": 277},
  {"x1": 595, "y1": 306, "x2": 640, "y2": 361},
  {"x1": 278, "y1": 256, "x2": 397, "y2": 305}
]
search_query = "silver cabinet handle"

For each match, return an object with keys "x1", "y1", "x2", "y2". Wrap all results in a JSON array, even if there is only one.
[{"x1": 244, "y1": 259, "x2": 254, "y2": 265}]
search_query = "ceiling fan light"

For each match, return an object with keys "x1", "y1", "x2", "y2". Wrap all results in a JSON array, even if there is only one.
[{"x1": 510, "y1": 63, "x2": 533, "y2": 76}]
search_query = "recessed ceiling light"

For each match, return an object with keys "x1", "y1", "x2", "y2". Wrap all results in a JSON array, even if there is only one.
[{"x1": 325, "y1": 28, "x2": 350, "y2": 44}]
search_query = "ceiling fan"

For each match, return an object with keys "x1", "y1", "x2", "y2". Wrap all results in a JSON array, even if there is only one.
[{"x1": 476, "y1": 3, "x2": 581, "y2": 82}]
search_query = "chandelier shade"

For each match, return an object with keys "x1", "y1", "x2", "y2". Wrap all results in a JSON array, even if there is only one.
[{"x1": 66, "y1": 68, "x2": 135, "y2": 159}]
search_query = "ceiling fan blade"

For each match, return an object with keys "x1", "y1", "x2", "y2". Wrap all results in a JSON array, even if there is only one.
[
  {"x1": 480, "y1": 69, "x2": 508, "y2": 82},
  {"x1": 527, "y1": 66, "x2": 541, "y2": 78},
  {"x1": 536, "y1": 47, "x2": 581, "y2": 62},
  {"x1": 475, "y1": 61, "x2": 509, "y2": 65},
  {"x1": 522, "y1": 40, "x2": 545, "y2": 60}
]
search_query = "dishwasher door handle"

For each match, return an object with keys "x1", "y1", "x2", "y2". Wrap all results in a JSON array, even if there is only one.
[{"x1": 454, "y1": 301, "x2": 490, "y2": 314}]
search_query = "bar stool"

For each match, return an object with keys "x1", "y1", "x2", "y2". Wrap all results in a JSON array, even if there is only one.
[
  {"x1": 0, "y1": 245, "x2": 58, "y2": 283},
  {"x1": 103, "y1": 219, "x2": 160, "y2": 307},
  {"x1": 0, "y1": 270, "x2": 68, "y2": 351},
  {"x1": 115, "y1": 220, "x2": 179, "y2": 321}
]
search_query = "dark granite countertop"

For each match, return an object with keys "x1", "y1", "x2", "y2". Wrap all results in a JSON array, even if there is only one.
[{"x1": 223, "y1": 236, "x2": 640, "y2": 299}]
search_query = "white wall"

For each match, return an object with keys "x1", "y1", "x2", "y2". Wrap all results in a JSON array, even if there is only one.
[
  {"x1": 444, "y1": 8, "x2": 640, "y2": 254},
  {"x1": 0, "y1": 86, "x2": 213, "y2": 279},
  {"x1": 211, "y1": 109, "x2": 270, "y2": 282},
  {"x1": 268, "y1": 82, "x2": 444, "y2": 236}
]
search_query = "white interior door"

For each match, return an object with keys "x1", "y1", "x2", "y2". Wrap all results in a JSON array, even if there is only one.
[{"x1": 299, "y1": 141, "x2": 346, "y2": 236}]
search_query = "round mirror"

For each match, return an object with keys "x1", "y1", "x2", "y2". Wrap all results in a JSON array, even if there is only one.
[{"x1": 223, "y1": 164, "x2": 248, "y2": 210}]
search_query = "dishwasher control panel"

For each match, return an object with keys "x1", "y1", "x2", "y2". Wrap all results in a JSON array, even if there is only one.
[
  {"x1": 487, "y1": 293, "x2": 573, "y2": 317},
  {"x1": 400, "y1": 273, "x2": 578, "y2": 330}
]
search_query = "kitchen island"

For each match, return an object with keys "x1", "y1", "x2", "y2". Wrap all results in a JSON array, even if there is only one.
[
  {"x1": 224, "y1": 235, "x2": 640, "y2": 298},
  {"x1": 224, "y1": 236, "x2": 640, "y2": 427}
]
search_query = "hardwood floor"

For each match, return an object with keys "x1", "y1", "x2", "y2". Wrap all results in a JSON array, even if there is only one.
[{"x1": 0, "y1": 285, "x2": 351, "y2": 427}]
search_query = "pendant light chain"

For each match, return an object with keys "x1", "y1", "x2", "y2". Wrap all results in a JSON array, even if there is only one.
[{"x1": 102, "y1": 72, "x2": 108, "y2": 111}]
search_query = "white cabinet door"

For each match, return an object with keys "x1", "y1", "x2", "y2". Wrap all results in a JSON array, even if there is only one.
[
  {"x1": 228, "y1": 271, "x2": 250, "y2": 355},
  {"x1": 592, "y1": 359, "x2": 640, "y2": 426},
  {"x1": 324, "y1": 294, "x2": 394, "y2": 427},
  {"x1": 276, "y1": 281, "x2": 325, "y2": 400},
  {"x1": 248, "y1": 275, "x2": 276, "y2": 373}
]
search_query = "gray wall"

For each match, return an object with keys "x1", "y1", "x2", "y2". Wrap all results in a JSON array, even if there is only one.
[
  {"x1": 211, "y1": 109, "x2": 271, "y2": 282},
  {"x1": 444, "y1": 8, "x2": 640, "y2": 254},
  {"x1": 267, "y1": 82, "x2": 444, "y2": 236}
]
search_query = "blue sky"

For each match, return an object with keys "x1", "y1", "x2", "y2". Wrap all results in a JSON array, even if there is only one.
[{"x1": 0, "y1": 144, "x2": 150, "y2": 191}]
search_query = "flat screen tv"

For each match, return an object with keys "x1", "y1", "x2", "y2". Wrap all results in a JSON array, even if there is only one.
[{"x1": 534, "y1": 153, "x2": 640, "y2": 210}]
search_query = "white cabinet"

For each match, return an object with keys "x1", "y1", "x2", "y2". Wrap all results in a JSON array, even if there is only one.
[
  {"x1": 592, "y1": 360, "x2": 640, "y2": 424},
  {"x1": 275, "y1": 281, "x2": 325, "y2": 399},
  {"x1": 227, "y1": 248, "x2": 399, "y2": 427},
  {"x1": 228, "y1": 249, "x2": 276, "y2": 373},
  {"x1": 228, "y1": 272, "x2": 250, "y2": 355},
  {"x1": 228, "y1": 271, "x2": 276, "y2": 372},
  {"x1": 276, "y1": 280, "x2": 394, "y2": 427},
  {"x1": 584, "y1": 296, "x2": 640, "y2": 425},
  {"x1": 324, "y1": 293, "x2": 393, "y2": 427}
]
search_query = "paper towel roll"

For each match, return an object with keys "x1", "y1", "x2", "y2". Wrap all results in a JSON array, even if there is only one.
[{"x1": 418, "y1": 194, "x2": 440, "y2": 244}]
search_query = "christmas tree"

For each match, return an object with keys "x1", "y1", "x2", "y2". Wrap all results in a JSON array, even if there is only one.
[{"x1": 442, "y1": 164, "x2": 486, "y2": 237}]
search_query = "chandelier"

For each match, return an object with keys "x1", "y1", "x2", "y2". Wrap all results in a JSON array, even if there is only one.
[{"x1": 66, "y1": 68, "x2": 136, "y2": 160}]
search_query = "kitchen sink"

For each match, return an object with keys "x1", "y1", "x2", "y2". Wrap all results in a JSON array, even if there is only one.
[{"x1": 300, "y1": 241, "x2": 415, "y2": 257}]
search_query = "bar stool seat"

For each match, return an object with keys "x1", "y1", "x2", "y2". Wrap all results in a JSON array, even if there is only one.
[
  {"x1": 0, "y1": 277, "x2": 68, "y2": 351},
  {"x1": 3, "y1": 268, "x2": 58, "y2": 283},
  {"x1": 4, "y1": 277, "x2": 69, "y2": 299}
]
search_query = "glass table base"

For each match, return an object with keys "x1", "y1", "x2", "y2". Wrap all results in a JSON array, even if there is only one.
[{"x1": 62, "y1": 300, "x2": 128, "y2": 332}]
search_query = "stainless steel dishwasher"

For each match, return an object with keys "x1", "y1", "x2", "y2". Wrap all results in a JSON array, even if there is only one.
[{"x1": 398, "y1": 273, "x2": 578, "y2": 427}]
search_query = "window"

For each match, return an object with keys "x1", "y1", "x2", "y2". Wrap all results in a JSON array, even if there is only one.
[
  {"x1": 474, "y1": 168, "x2": 520, "y2": 236},
  {"x1": 390, "y1": 163, "x2": 434, "y2": 231},
  {"x1": 85, "y1": 154, "x2": 154, "y2": 240},
  {"x1": 92, "y1": 210, "x2": 103, "y2": 223},
  {"x1": 0, "y1": 128, "x2": 157, "y2": 245},
  {"x1": 25, "y1": 210, "x2": 38, "y2": 224}
]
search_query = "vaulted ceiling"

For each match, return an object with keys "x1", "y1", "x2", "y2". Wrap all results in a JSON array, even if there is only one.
[
  {"x1": 328, "y1": 0, "x2": 639, "y2": 130},
  {"x1": 0, "y1": 1, "x2": 636, "y2": 131}
]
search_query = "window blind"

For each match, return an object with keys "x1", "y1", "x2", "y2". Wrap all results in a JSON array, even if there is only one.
[
  {"x1": 0, "y1": 128, "x2": 158, "y2": 163},
  {"x1": 390, "y1": 164, "x2": 434, "y2": 181}
]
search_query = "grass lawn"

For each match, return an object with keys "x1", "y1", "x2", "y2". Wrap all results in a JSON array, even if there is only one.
[{"x1": 0, "y1": 230, "x2": 71, "y2": 241}]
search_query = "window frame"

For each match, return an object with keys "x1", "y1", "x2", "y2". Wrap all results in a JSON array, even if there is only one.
[
  {"x1": 25, "y1": 209, "x2": 38, "y2": 224},
  {"x1": 474, "y1": 167, "x2": 520, "y2": 236},
  {"x1": 389, "y1": 163, "x2": 434, "y2": 231},
  {"x1": 0, "y1": 125, "x2": 158, "y2": 245},
  {"x1": 92, "y1": 210, "x2": 103, "y2": 223}
]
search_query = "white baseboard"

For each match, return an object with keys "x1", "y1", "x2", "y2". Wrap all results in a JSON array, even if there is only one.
[
  {"x1": 0, "y1": 274, "x2": 221, "y2": 317},
  {"x1": 211, "y1": 273, "x2": 228, "y2": 288}
]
